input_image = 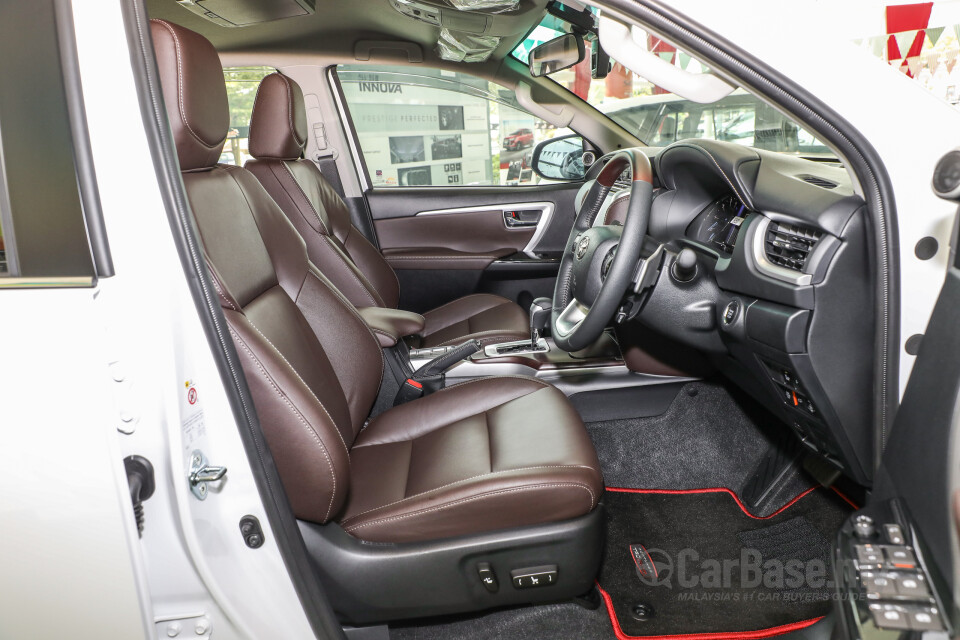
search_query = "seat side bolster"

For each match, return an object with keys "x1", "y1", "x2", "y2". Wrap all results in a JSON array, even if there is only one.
[{"x1": 228, "y1": 311, "x2": 351, "y2": 523}]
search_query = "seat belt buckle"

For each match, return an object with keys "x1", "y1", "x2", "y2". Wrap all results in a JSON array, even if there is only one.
[{"x1": 394, "y1": 378, "x2": 424, "y2": 406}]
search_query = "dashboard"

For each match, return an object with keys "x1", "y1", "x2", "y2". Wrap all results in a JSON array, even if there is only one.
[{"x1": 585, "y1": 139, "x2": 874, "y2": 485}]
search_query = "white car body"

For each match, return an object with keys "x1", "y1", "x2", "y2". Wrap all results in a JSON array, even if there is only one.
[{"x1": 1, "y1": 1, "x2": 958, "y2": 638}]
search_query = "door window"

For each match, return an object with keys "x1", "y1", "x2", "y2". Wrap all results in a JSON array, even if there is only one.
[
  {"x1": 220, "y1": 67, "x2": 275, "y2": 166},
  {"x1": 0, "y1": 0, "x2": 98, "y2": 286},
  {"x1": 336, "y1": 65, "x2": 558, "y2": 187}
]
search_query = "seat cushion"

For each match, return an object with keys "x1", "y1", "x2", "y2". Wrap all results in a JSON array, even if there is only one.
[
  {"x1": 339, "y1": 376, "x2": 604, "y2": 543},
  {"x1": 419, "y1": 294, "x2": 529, "y2": 348}
]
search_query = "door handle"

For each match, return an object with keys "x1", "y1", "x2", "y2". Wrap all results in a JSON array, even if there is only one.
[{"x1": 504, "y1": 210, "x2": 542, "y2": 228}]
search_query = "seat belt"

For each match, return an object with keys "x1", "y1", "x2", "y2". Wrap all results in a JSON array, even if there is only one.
[{"x1": 303, "y1": 92, "x2": 346, "y2": 198}]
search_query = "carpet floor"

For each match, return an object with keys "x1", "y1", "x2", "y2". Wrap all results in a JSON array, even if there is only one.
[{"x1": 596, "y1": 487, "x2": 852, "y2": 639}]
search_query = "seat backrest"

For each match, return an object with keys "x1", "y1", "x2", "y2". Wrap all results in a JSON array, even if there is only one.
[
  {"x1": 245, "y1": 73, "x2": 400, "y2": 310},
  {"x1": 150, "y1": 19, "x2": 384, "y2": 523}
]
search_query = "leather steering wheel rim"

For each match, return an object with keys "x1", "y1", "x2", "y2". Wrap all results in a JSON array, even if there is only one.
[{"x1": 551, "y1": 149, "x2": 654, "y2": 352}]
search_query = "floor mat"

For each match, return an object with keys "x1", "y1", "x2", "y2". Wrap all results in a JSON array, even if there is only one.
[
  {"x1": 586, "y1": 382, "x2": 815, "y2": 516},
  {"x1": 597, "y1": 487, "x2": 852, "y2": 639}
]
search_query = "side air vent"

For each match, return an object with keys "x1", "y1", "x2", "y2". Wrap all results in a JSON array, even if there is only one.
[
  {"x1": 764, "y1": 221, "x2": 822, "y2": 273},
  {"x1": 799, "y1": 175, "x2": 838, "y2": 189}
]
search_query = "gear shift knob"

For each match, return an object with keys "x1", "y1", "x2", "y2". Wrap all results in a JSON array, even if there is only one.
[{"x1": 529, "y1": 297, "x2": 553, "y2": 347}]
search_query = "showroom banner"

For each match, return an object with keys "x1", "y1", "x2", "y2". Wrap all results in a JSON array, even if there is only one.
[{"x1": 342, "y1": 76, "x2": 492, "y2": 187}]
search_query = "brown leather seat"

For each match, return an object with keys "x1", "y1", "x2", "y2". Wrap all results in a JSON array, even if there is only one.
[
  {"x1": 244, "y1": 72, "x2": 530, "y2": 348},
  {"x1": 150, "y1": 19, "x2": 603, "y2": 544}
]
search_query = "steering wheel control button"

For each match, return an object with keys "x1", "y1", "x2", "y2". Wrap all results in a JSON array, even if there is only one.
[
  {"x1": 671, "y1": 248, "x2": 698, "y2": 282},
  {"x1": 510, "y1": 565, "x2": 558, "y2": 589},
  {"x1": 722, "y1": 300, "x2": 741, "y2": 325},
  {"x1": 477, "y1": 562, "x2": 499, "y2": 593}
]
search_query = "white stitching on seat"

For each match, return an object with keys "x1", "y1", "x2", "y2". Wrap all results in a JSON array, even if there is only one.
[
  {"x1": 356, "y1": 377, "x2": 554, "y2": 444},
  {"x1": 280, "y1": 75, "x2": 304, "y2": 149},
  {"x1": 340, "y1": 465, "x2": 599, "y2": 524},
  {"x1": 343, "y1": 483, "x2": 596, "y2": 532},
  {"x1": 209, "y1": 274, "x2": 237, "y2": 310},
  {"x1": 320, "y1": 235, "x2": 382, "y2": 307},
  {"x1": 245, "y1": 319, "x2": 351, "y2": 459},
  {"x1": 232, "y1": 328, "x2": 339, "y2": 521}
]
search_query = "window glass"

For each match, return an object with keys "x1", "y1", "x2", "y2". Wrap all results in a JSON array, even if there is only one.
[
  {"x1": 220, "y1": 67, "x2": 275, "y2": 166},
  {"x1": 0, "y1": 0, "x2": 97, "y2": 285},
  {"x1": 337, "y1": 65, "x2": 560, "y2": 187},
  {"x1": 512, "y1": 19, "x2": 831, "y2": 156}
]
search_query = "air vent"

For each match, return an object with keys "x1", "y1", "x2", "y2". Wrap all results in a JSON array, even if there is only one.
[
  {"x1": 764, "y1": 222, "x2": 822, "y2": 272},
  {"x1": 799, "y1": 175, "x2": 837, "y2": 189},
  {"x1": 612, "y1": 168, "x2": 631, "y2": 192}
]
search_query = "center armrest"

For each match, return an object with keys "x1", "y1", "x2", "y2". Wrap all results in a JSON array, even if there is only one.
[{"x1": 357, "y1": 307, "x2": 426, "y2": 348}]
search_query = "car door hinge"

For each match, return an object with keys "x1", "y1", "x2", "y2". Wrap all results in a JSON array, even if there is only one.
[
  {"x1": 188, "y1": 449, "x2": 226, "y2": 500},
  {"x1": 155, "y1": 613, "x2": 211, "y2": 639}
]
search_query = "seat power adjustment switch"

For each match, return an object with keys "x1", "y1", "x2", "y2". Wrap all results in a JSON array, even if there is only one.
[
  {"x1": 477, "y1": 562, "x2": 499, "y2": 593},
  {"x1": 511, "y1": 565, "x2": 558, "y2": 589}
]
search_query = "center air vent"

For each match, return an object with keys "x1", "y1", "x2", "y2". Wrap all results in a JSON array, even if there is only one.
[
  {"x1": 764, "y1": 221, "x2": 822, "y2": 273},
  {"x1": 611, "y1": 168, "x2": 631, "y2": 192}
]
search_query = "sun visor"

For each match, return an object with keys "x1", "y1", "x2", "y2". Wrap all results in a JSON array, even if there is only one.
[
  {"x1": 437, "y1": 29, "x2": 501, "y2": 62},
  {"x1": 443, "y1": 0, "x2": 518, "y2": 12}
]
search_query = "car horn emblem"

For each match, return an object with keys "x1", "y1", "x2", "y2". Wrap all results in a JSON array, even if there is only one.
[{"x1": 575, "y1": 235, "x2": 591, "y2": 260}]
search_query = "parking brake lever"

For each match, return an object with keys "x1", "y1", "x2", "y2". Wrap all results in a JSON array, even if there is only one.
[{"x1": 394, "y1": 340, "x2": 482, "y2": 406}]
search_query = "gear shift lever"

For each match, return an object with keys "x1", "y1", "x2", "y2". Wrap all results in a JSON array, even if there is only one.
[{"x1": 529, "y1": 297, "x2": 553, "y2": 349}]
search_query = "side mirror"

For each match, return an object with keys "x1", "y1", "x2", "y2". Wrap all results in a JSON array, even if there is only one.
[
  {"x1": 531, "y1": 134, "x2": 588, "y2": 181},
  {"x1": 528, "y1": 33, "x2": 585, "y2": 77}
]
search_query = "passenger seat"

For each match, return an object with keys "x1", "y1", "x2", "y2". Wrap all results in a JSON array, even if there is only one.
[{"x1": 244, "y1": 73, "x2": 530, "y2": 348}]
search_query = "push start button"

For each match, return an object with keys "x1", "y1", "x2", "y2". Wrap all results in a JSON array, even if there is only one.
[{"x1": 722, "y1": 300, "x2": 741, "y2": 325}]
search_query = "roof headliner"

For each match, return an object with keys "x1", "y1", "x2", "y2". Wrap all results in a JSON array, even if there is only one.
[{"x1": 145, "y1": 0, "x2": 550, "y2": 64}]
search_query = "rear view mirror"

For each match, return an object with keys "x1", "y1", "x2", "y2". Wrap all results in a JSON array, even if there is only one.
[
  {"x1": 531, "y1": 134, "x2": 587, "y2": 181},
  {"x1": 528, "y1": 33, "x2": 585, "y2": 77}
]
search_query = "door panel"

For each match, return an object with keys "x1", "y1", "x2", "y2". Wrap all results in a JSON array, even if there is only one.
[
  {"x1": 377, "y1": 209, "x2": 536, "y2": 268},
  {"x1": 366, "y1": 184, "x2": 579, "y2": 254},
  {"x1": 365, "y1": 184, "x2": 580, "y2": 312}
]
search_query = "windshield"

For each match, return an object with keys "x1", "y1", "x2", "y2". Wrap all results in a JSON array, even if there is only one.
[{"x1": 512, "y1": 15, "x2": 831, "y2": 156}]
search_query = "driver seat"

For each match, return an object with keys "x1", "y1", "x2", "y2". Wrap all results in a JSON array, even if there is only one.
[
  {"x1": 150, "y1": 19, "x2": 604, "y2": 621},
  {"x1": 244, "y1": 72, "x2": 530, "y2": 349}
]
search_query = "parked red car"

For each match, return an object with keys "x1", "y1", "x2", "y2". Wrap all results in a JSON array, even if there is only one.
[{"x1": 503, "y1": 128, "x2": 534, "y2": 150}]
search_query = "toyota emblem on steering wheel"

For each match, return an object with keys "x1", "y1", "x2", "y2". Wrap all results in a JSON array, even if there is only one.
[{"x1": 575, "y1": 235, "x2": 591, "y2": 260}]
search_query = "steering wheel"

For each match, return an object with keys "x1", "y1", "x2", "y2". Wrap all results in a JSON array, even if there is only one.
[{"x1": 551, "y1": 149, "x2": 654, "y2": 352}]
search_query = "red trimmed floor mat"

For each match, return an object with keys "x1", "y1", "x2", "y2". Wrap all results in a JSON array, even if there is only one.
[{"x1": 596, "y1": 487, "x2": 852, "y2": 639}]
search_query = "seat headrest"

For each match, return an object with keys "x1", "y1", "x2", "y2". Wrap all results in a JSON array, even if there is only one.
[
  {"x1": 150, "y1": 20, "x2": 229, "y2": 171},
  {"x1": 248, "y1": 73, "x2": 308, "y2": 161}
]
